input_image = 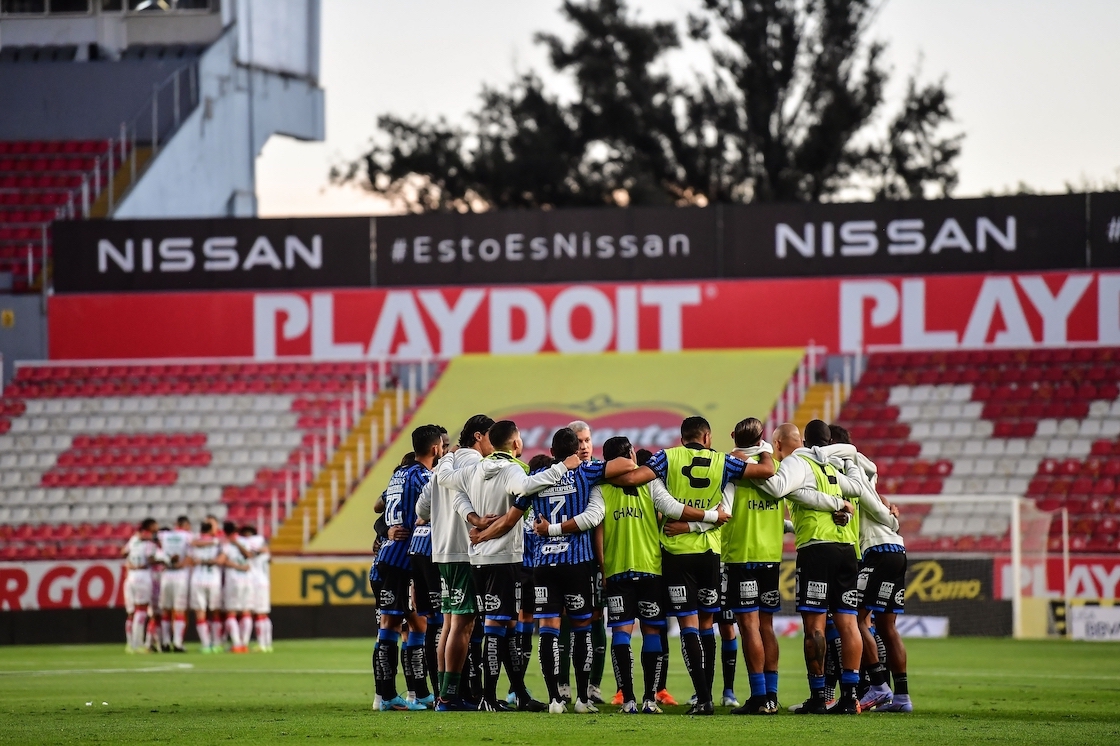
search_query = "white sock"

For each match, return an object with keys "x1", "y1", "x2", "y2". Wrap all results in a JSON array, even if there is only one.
[
  {"x1": 161, "y1": 619, "x2": 171, "y2": 646},
  {"x1": 131, "y1": 611, "x2": 148, "y2": 650},
  {"x1": 240, "y1": 615, "x2": 253, "y2": 646},
  {"x1": 125, "y1": 617, "x2": 133, "y2": 646},
  {"x1": 262, "y1": 617, "x2": 273, "y2": 648},
  {"x1": 173, "y1": 617, "x2": 187, "y2": 648},
  {"x1": 226, "y1": 616, "x2": 243, "y2": 648},
  {"x1": 196, "y1": 622, "x2": 211, "y2": 648},
  {"x1": 210, "y1": 620, "x2": 223, "y2": 647}
]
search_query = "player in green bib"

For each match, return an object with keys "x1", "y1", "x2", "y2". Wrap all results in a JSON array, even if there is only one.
[
  {"x1": 755, "y1": 420, "x2": 872, "y2": 716},
  {"x1": 531, "y1": 435, "x2": 729, "y2": 715},
  {"x1": 611, "y1": 416, "x2": 775, "y2": 716}
]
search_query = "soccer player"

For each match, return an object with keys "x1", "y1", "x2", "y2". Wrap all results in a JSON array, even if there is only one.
[
  {"x1": 440, "y1": 420, "x2": 579, "y2": 712},
  {"x1": 538, "y1": 434, "x2": 729, "y2": 714},
  {"x1": 609, "y1": 416, "x2": 775, "y2": 715},
  {"x1": 470, "y1": 427, "x2": 633, "y2": 714},
  {"x1": 567, "y1": 420, "x2": 607, "y2": 705},
  {"x1": 373, "y1": 425, "x2": 444, "y2": 711},
  {"x1": 754, "y1": 420, "x2": 871, "y2": 714},
  {"x1": 719, "y1": 417, "x2": 785, "y2": 714},
  {"x1": 220, "y1": 521, "x2": 252, "y2": 654},
  {"x1": 408, "y1": 484, "x2": 442, "y2": 699},
  {"x1": 420, "y1": 415, "x2": 495, "y2": 711},
  {"x1": 826, "y1": 425, "x2": 911, "y2": 712},
  {"x1": 123, "y1": 519, "x2": 158, "y2": 654},
  {"x1": 190, "y1": 520, "x2": 224, "y2": 653},
  {"x1": 157, "y1": 516, "x2": 193, "y2": 652},
  {"x1": 238, "y1": 525, "x2": 273, "y2": 652}
]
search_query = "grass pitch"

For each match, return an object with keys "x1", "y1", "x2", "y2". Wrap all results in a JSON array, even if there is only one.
[{"x1": 1, "y1": 637, "x2": 1118, "y2": 744}]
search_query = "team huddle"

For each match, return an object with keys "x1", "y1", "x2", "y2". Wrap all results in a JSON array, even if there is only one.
[
  {"x1": 369, "y1": 414, "x2": 912, "y2": 716},
  {"x1": 122, "y1": 515, "x2": 273, "y2": 654}
]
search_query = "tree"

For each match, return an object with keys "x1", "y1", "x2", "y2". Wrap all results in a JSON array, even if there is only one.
[{"x1": 332, "y1": 0, "x2": 963, "y2": 211}]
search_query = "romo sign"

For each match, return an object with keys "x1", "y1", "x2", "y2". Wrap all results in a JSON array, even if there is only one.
[{"x1": 53, "y1": 217, "x2": 372, "y2": 293}]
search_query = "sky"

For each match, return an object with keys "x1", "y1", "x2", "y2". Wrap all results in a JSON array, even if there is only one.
[{"x1": 255, "y1": 0, "x2": 1120, "y2": 217}]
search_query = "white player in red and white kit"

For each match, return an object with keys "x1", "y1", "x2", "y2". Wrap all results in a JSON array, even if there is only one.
[
  {"x1": 190, "y1": 520, "x2": 225, "y2": 653},
  {"x1": 159, "y1": 516, "x2": 195, "y2": 652},
  {"x1": 221, "y1": 521, "x2": 252, "y2": 654},
  {"x1": 239, "y1": 524, "x2": 273, "y2": 652},
  {"x1": 122, "y1": 518, "x2": 158, "y2": 653}
]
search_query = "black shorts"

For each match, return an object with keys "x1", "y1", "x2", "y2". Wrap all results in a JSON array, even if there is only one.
[
  {"x1": 726, "y1": 562, "x2": 782, "y2": 614},
  {"x1": 859, "y1": 548, "x2": 907, "y2": 613},
  {"x1": 662, "y1": 550, "x2": 720, "y2": 616},
  {"x1": 605, "y1": 575, "x2": 666, "y2": 628},
  {"x1": 533, "y1": 562, "x2": 597, "y2": 621},
  {"x1": 410, "y1": 553, "x2": 442, "y2": 618},
  {"x1": 519, "y1": 563, "x2": 535, "y2": 606},
  {"x1": 472, "y1": 563, "x2": 520, "y2": 621},
  {"x1": 795, "y1": 542, "x2": 859, "y2": 615},
  {"x1": 718, "y1": 565, "x2": 735, "y2": 623},
  {"x1": 375, "y1": 562, "x2": 412, "y2": 616}
]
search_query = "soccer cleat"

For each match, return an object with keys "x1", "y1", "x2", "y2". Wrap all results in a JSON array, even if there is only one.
[
  {"x1": 515, "y1": 696, "x2": 547, "y2": 713},
  {"x1": 684, "y1": 700, "x2": 714, "y2": 716},
  {"x1": 557, "y1": 684, "x2": 571, "y2": 704},
  {"x1": 619, "y1": 700, "x2": 639, "y2": 714},
  {"x1": 859, "y1": 684, "x2": 893, "y2": 711},
  {"x1": 878, "y1": 694, "x2": 913, "y2": 712},
  {"x1": 641, "y1": 700, "x2": 663, "y2": 715},
  {"x1": 434, "y1": 698, "x2": 471, "y2": 712},
  {"x1": 416, "y1": 694, "x2": 436, "y2": 708},
  {"x1": 199, "y1": 646, "x2": 213, "y2": 654},
  {"x1": 380, "y1": 695, "x2": 427, "y2": 711},
  {"x1": 478, "y1": 699, "x2": 514, "y2": 712},
  {"x1": 587, "y1": 685, "x2": 604, "y2": 704},
  {"x1": 826, "y1": 694, "x2": 860, "y2": 715},
  {"x1": 655, "y1": 689, "x2": 678, "y2": 706},
  {"x1": 506, "y1": 691, "x2": 518, "y2": 706},
  {"x1": 611, "y1": 690, "x2": 624, "y2": 706},
  {"x1": 687, "y1": 694, "x2": 698, "y2": 706},
  {"x1": 731, "y1": 696, "x2": 777, "y2": 715},
  {"x1": 231, "y1": 646, "x2": 249, "y2": 654},
  {"x1": 125, "y1": 644, "x2": 134, "y2": 654},
  {"x1": 172, "y1": 646, "x2": 186, "y2": 654},
  {"x1": 792, "y1": 696, "x2": 830, "y2": 715},
  {"x1": 766, "y1": 696, "x2": 780, "y2": 713},
  {"x1": 574, "y1": 699, "x2": 599, "y2": 714},
  {"x1": 547, "y1": 699, "x2": 567, "y2": 714},
  {"x1": 721, "y1": 692, "x2": 740, "y2": 708}
]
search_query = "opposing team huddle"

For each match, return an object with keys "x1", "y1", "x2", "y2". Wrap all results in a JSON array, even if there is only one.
[
  {"x1": 369, "y1": 414, "x2": 912, "y2": 716},
  {"x1": 122, "y1": 515, "x2": 273, "y2": 654}
]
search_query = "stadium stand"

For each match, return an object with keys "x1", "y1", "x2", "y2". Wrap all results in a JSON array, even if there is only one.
[
  {"x1": 0, "y1": 360, "x2": 441, "y2": 559},
  {"x1": 0, "y1": 137, "x2": 146, "y2": 291},
  {"x1": 837, "y1": 348, "x2": 1120, "y2": 554}
]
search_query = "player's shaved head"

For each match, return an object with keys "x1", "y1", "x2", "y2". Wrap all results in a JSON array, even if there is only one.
[
  {"x1": 804, "y1": 419, "x2": 832, "y2": 448},
  {"x1": 774, "y1": 423, "x2": 802, "y2": 458}
]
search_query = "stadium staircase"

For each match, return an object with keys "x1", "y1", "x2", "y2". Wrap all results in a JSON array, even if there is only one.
[
  {"x1": 0, "y1": 360, "x2": 443, "y2": 561},
  {"x1": 836, "y1": 348, "x2": 1120, "y2": 554}
]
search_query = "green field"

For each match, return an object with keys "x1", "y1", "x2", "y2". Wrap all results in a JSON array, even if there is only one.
[{"x1": 1, "y1": 637, "x2": 1118, "y2": 744}]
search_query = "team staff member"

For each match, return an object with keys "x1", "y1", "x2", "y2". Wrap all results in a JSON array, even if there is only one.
[
  {"x1": 611, "y1": 416, "x2": 775, "y2": 715},
  {"x1": 755, "y1": 421, "x2": 871, "y2": 715}
]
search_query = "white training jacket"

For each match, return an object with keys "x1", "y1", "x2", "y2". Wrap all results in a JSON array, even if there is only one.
[
  {"x1": 434, "y1": 451, "x2": 569, "y2": 566},
  {"x1": 418, "y1": 448, "x2": 480, "y2": 564},
  {"x1": 818, "y1": 444, "x2": 904, "y2": 552}
]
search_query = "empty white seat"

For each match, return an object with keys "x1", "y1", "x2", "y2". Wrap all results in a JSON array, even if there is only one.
[
  {"x1": 963, "y1": 441, "x2": 985, "y2": 456},
  {"x1": 982, "y1": 440, "x2": 1006, "y2": 457},
  {"x1": 244, "y1": 432, "x2": 264, "y2": 446},
  {"x1": 235, "y1": 468, "x2": 255, "y2": 484},
  {"x1": 182, "y1": 415, "x2": 202, "y2": 429},
  {"x1": 951, "y1": 422, "x2": 974, "y2": 438},
  {"x1": 973, "y1": 459, "x2": 996, "y2": 476},
  {"x1": 1014, "y1": 458, "x2": 1039, "y2": 476},
  {"x1": 941, "y1": 477, "x2": 964, "y2": 494},
  {"x1": 9, "y1": 506, "x2": 30, "y2": 523},
  {"x1": 89, "y1": 504, "x2": 110, "y2": 521},
  {"x1": 25, "y1": 488, "x2": 46, "y2": 504},
  {"x1": 0, "y1": 506, "x2": 11, "y2": 523},
  {"x1": 910, "y1": 422, "x2": 932, "y2": 440},
  {"x1": 983, "y1": 478, "x2": 1010, "y2": 493},
  {"x1": 225, "y1": 432, "x2": 246, "y2": 447},
  {"x1": 1048, "y1": 439, "x2": 1072, "y2": 457},
  {"x1": 973, "y1": 420, "x2": 994, "y2": 438},
  {"x1": 70, "y1": 504, "x2": 90, "y2": 521},
  {"x1": 1005, "y1": 439, "x2": 1028, "y2": 457},
  {"x1": 985, "y1": 517, "x2": 1010, "y2": 534},
  {"x1": 260, "y1": 414, "x2": 281, "y2": 428},
  {"x1": 1070, "y1": 439, "x2": 1092, "y2": 457},
  {"x1": 85, "y1": 487, "x2": 106, "y2": 503},
  {"x1": 921, "y1": 516, "x2": 945, "y2": 535},
  {"x1": 48, "y1": 504, "x2": 70, "y2": 523},
  {"x1": 919, "y1": 441, "x2": 942, "y2": 458},
  {"x1": 942, "y1": 516, "x2": 966, "y2": 534},
  {"x1": 963, "y1": 478, "x2": 987, "y2": 493},
  {"x1": 1036, "y1": 419, "x2": 1058, "y2": 437},
  {"x1": 1089, "y1": 400, "x2": 1111, "y2": 418},
  {"x1": 932, "y1": 422, "x2": 954, "y2": 439},
  {"x1": 0, "y1": 454, "x2": 16, "y2": 468},
  {"x1": 1007, "y1": 478, "x2": 1030, "y2": 495},
  {"x1": 954, "y1": 459, "x2": 976, "y2": 476},
  {"x1": 963, "y1": 516, "x2": 988, "y2": 534},
  {"x1": 1058, "y1": 418, "x2": 1080, "y2": 436},
  {"x1": 888, "y1": 386, "x2": 911, "y2": 405}
]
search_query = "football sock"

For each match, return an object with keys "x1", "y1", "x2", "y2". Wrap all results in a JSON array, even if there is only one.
[
  {"x1": 656, "y1": 627, "x2": 670, "y2": 693},
  {"x1": 868, "y1": 661, "x2": 890, "y2": 686},
  {"x1": 894, "y1": 672, "x2": 909, "y2": 696},
  {"x1": 572, "y1": 624, "x2": 594, "y2": 703},
  {"x1": 259, "y1": 616, "x2": 273, "y2": 649},
  {"x1": 840, "y1": 669, "x2": 860, "y2": 701},
  {"x1": 611, "y1": 629, "x2": 635, "y2": 703},
  {"x1": 748, "y1": 672, "x2": 766, "y2": 698},
  {"x1": 468, "y1": 629, "x2": 484, "y2": 701},
  {"x1": 125, "y1": 616, "x2": 132, "y2": 646},
  {"x1": 809, "y1": 674, "x2": 826, "y2": 700},
  {"x1": 641, "y1": 632, "x2": 663, "y2": 702},
  {"x1": 722, "y1": 637, "x2": 738, "y2": 695},
  {"x1": 441, "y1": 671, "x2": 462, "y2": 701},
  {"x1": 130, "y1": 611, "x2": 147, "y2": 650},
  {"x1": 680, "y1": 626, "x2": 710, "y2": 706},
  {"x1": 590, "y1": 617, "x2": 607, "y2": 688},
  {"x1": 426, "y1": 622, "x2": 441, "y2": 697},
  {"x1": 161, "y1": 619, "x2": 171, "y2": 647},
  {"x1": 404, "y1": 630, "x2": 429, "y2": 698},
  {"x1": 765, "y1": 670, "x2": 779, "y2": 700},
  {"x1": 374, "y1": 629, "x2": 401, "y2": 700},
  {"x1": 240, "y1": 614, "x2": 253, "y2": 647},
  {"x1": 700, "y1": 627, "x2": 717, "y2": 698},
  {"x1": 482, "y1": 624, "x2": 506, "y2": 702},
  {"x1": 209, "y1": 618, "x2": 223, "y2": 648},
  {"x1": 539, "y1": 626, "x2": 561, "y2": 702},
  {"x1": 172, "y1": 614, "x2": 186, "y2": 648},
  {"x1": 504, "y1": 631, "x2": 530, "y2": 699},
  {"x1": 196, "y1": 620, "x2": 211, "y2": 649},
  {"x1": 225, "y1": 614, "x2": 242, "y2": 649},
  {"x1": 516, "y1": 621, "x2": 533, "y2": 682},
  {"x1": 558, "y1": 616, "x2": 572, "y2": 690}
]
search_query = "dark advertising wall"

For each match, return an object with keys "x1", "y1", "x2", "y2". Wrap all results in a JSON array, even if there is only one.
[
  {"x1": 52, "y1": 217, "x2": 372, "y2": 293},
  {"x1": 49, "y1": 193, "x2": 1120, "y2": 293}
]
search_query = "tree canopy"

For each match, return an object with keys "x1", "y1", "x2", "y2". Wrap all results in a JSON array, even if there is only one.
[{"x1": 331, "y1": 0, "x2": 963, "y2": 212}]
